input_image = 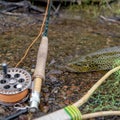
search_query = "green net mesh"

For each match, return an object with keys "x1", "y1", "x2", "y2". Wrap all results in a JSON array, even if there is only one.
[{"x1": 80, "y1": 59, "x2": 120, "y2": 114}]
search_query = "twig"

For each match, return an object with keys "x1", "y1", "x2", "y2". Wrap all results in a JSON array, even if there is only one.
[
  {"x1": 100, "y1": 15, "x2": 120, "y2": 24},
  {"x1": 0, "y1": 0, "x2": 44, "y2": 16}
]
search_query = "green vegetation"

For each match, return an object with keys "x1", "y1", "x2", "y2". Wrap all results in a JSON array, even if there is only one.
[{"x1": 67, "y1": 0, "x2": 120, "y2": 18}]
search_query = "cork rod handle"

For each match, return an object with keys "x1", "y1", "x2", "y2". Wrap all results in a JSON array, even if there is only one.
[
  {"x1": 30, "y1": 36, "x2": 48, "y2": 112},
  {"x1": 34, "y1": 36, "x2": 48, "y2": 79}
]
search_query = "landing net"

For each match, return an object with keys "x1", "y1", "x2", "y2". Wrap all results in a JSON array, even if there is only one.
[{"x1": 80, "y1": 59, "x2": 120, "y2": 116}]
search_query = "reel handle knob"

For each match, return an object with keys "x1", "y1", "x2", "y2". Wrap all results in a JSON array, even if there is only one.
[{"x1": 2, "y1": 63, "x2": 7, "y2": 77}]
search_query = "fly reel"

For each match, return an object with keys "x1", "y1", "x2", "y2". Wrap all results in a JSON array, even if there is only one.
[{"x1": 0, "y1": 67, "x2": 31, "y2": 105}]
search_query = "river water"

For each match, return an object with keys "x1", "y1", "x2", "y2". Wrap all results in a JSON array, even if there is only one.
[{"x1": 0, "y1": 4, "x2": 120, "y2": 120}]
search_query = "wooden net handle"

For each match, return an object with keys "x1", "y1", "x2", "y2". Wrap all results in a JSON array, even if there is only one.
[
  {"x1": 33, "y1": 36, "x2": 48, "y2": 80},
  {"x1": 34, "y1": 109, "x2": 71, "y2": 120}
]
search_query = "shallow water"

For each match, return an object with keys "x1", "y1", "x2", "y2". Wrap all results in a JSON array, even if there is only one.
[{"x1": 0, "y1": 5, "x2": 120, "y2": 120}]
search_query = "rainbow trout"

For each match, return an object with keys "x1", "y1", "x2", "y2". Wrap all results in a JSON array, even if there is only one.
[{"x1": 66, "y1": 46, "x2": 120, "y2": 72}]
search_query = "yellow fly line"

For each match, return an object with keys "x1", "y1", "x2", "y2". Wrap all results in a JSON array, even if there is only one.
[{"x1": 15, "y1": 0, "x2": 50, "y2": 68}]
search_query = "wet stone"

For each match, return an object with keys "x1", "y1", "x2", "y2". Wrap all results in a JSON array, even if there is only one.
[
  {"x1": 0, "y1": 107, "x2": 5, "y2": 115},
  {"x1": 41, "y1": 106, "x2": 50, "y2": 113},
  {"x1": 19, "y1": 114, "x2": 28, "y2": 120},
  {"x1": 48, "y1": 75, "x2": 57, "y2": 83},
  {"x1": 48, "y1": 97, "x2": 56, "y2": 104},
  {"x1": 42, "y1": 88, "x2": 49, "y2": 93},
  {"x1": 51, "y1": 87, "x2": 60, "y2": 94}
]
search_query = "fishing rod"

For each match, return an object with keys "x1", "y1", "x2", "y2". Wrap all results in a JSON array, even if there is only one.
[
  {"x1": 2, "y1": 0, "x2": 52, "y2": 119},
  {"x1": 30, "y1": 0, "x2": 52, "y2": 112}
]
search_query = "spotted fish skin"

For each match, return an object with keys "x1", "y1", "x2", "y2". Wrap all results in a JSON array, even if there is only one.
[{"x1": 67, "y1": 46, "x2": 120, "y2": 72}]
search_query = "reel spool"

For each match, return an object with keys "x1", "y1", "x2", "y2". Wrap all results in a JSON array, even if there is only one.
[{"x1": 0, "y1": 67, "x2": 31, "y2": 105}]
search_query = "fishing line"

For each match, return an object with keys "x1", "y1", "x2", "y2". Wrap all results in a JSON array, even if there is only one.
[{"x1": 15, "y1": 0, "x2": 50, "y2": 67}]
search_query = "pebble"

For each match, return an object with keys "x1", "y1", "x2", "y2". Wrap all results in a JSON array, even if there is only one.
[
  {"x1": 31, "y1": 68, "x2": 35, "y2": 73},
  {"x1": 48, "y1": 97, "x2": 55, "y2": 103},
  {"x1": 19, "y1": 115, "x2": 28, "y2": 120},
  {"x1": 63, "y1": 85, "x2": 68, "y2": 89},
  {"x1": 0, "y1": 107, "x2": 5, "y2": 114},
  {"x1": 49, "y1": 75, "x2": 57, "y2": 82},
  {"x1": 42, "y1": 106, "x2": 50, "y2": 113},
  {"x1": 64, "y1": 99, "x2": 70, "y2": 105},
  {"x1": 51, "y1": 87, "x2": 60, "y2": 93},
  {"x1": 42, "y1": 88, "x2": 49, "y2": 93}
]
